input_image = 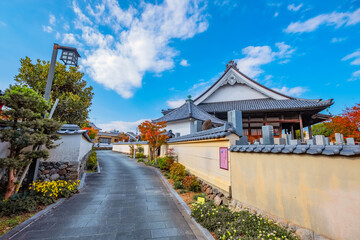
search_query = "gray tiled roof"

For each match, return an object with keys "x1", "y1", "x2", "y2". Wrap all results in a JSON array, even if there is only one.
[
  {"x1": 98, "y1": 132, "x2": 119, "y2": 137},
  {"x1": 229, "y1": 144, "x2": 360, "y2": 156},
  {"x1": 58, "y1": 124, "x2": 92, "y2": 143},
  {"x1": 154, "y1": 100, "x2": 225, "y2": 125},
  {"x1": 197, "y1": 98, "x2": 333, "y2": 113},
  {"x1": 167, "y1": 123, "x2": 238, "y2": 143},
  {"x1": 113, "y1": 141, "x2": 149, "y2": 145}
]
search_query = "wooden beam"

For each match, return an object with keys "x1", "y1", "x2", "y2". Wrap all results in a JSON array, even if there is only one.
[
  {"x1": 308, "y1": 125, "x2": 313, "y2": 139},
  {"x1": 299, "y1": 113, "x2": 304, "y2": 143},
  {"x1": 278, "y1": 120, "x2": 300, "y2": 123},
  {"x1": 291, "y1": 125, "x2": 294, "y2": 139}
]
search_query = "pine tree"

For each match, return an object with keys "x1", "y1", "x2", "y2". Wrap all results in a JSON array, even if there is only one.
[{"x1": 0, "y1": 85, "x2": 62, "y2": 199}]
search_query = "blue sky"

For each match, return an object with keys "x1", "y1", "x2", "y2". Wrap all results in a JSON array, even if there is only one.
[{"x1": 0, "y1": 0, "x2": 359, "y2": 132}]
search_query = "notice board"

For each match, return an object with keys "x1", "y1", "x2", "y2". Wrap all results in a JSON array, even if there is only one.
[{"x1": 219, "y1": 147, "x2": 228, "y2": 170}]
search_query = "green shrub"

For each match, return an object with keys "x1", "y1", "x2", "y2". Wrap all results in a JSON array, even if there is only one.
[
  {"x1": 182, "y1": 175, "x2": 200, "y2": 192},
  {"x1": 137, "y1": 146, "x2": 144, "y2": 153},
  {"x1": 86, "y1": 151, "x2": 97, "y2": 171},
  {"x1": 191, "y1": 202, "x2": 297, "y2": 240},
  {"x1": 174, "y1": 181, "x2": 184, "y2": 189},
  {"x1": 179, "y1": 189, "x2": 187, "y2": 194},
  {"x1": 0, "y1": 193, "x2": 38, "y2": 216},
  {"x1": 170, "y1": 163, "x2": 186, "y2": 181},
  {"x1": 158, "y1": 156, "x2": 174, "y2": 170},
  {"x1": 137, "y1": 158, "x2": 144, "y2": 162},
  {"x1": 158, "y1": 157, "x2": 172, "y2": 170},
  {"x1": 135, "y1": 152, "x2": 145, "y2": 158}
]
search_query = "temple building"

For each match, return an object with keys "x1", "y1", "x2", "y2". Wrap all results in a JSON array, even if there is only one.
[{"x1": 158, "y1": 61, "x2": 333, "y2": 143}]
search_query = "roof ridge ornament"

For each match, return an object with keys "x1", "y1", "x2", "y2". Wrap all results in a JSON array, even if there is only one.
[{"x1": 226, "y1": 60, "x2": 238, "y2": 70}]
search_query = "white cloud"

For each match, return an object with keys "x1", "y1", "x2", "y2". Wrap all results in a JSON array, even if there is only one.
[
  {"x1": 64, "y1": 23, "x2": 70, "y2": 31},
  {"x1": 62, "y1": 33, "x2": 82, "y2": 46},
  {"x1": 72, "y1": 0, "x2": 208, "y2": 98},
  {"x1": 55, "y1": 32, "x2": 61, "y2": 40},
  {"x1": 342, "y1": 49, "x2": 360, "y2": 65},
  {"x1": 272, "y1": 86, "x2": 307, "y2": 97},
  {"x1": 49, "y1": 14, "x2": 56, "y2": 25},
  {"x1": 42, "y1": 25, "x2": 53, "y2": 33},
  {"x1": 287, "y1": 3, "x2": 303, "y2": 12},
  {"x1": 98, "y1": 119, "x2": 148, "y2": 132},
  {"x1": 0, "y1": 21, "x2": 6, "y2": 27},
  {"x1": 349, "y1": 70, "x2": 360, "y2": 81},
  {"x1": 167, "y1": 99, "x2": 186, "y2": 108},
  {"x1": 180, "y1": 59, "x2": 190, "y2": 67},
  {"x1": 331, "y1": 37, "x2": 347, "y2": 43},
  {"x1": 285, "y1": 8, "x2": 360, "y2": 33},
  {"x1": 342, "y1": 50, "x2": 360, "y2": 81},
  {"x1": 274, "y1": 12, "x2": 279, "y2": 17},
  {"x1": 236, "y1": 42, "x2": 295, "y2": 78}
]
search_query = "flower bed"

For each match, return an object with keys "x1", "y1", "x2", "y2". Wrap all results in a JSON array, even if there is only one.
[{"x1": 192, "y1": 201, "x2": 298, "y2": 240}]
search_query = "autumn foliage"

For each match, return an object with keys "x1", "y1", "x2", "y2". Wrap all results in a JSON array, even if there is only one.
[
  {"x1": 327, "y1": 103, "x2": 360, "y2": 141},
  {"x1": 138, "y1": 120, "x2": 168, "y2": 161},
  {"x1": 82, "y1": 126, "x2": 99, "y2": 139},
  {"x1": 117, "y1": 132, "x2": 130, "y2": 142}
]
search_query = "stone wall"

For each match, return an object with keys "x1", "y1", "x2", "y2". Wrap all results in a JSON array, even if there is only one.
[{"x1": 38, "y1": 150, "x2": 91, "y2": 181}]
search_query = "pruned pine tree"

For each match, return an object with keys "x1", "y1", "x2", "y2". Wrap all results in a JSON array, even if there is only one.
[{"x1": 0, "y1": 85, "x2": 62, "y2": 199}]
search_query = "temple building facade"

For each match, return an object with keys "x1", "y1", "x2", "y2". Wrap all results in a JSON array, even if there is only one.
[{"x1": 158, "y1": 61, "x2": 333, "y2": 143}]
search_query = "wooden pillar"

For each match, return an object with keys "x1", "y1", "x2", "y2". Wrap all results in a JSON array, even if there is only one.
[
  {"x1": 299, "y1": 113, "x2": 304, "y2": 143},
  {"x1": 291, "y1": 125, "x2": 294, "y2": 139},
  {"x1": 308, "y1": 125, "x2": 313, "y2": 139}
]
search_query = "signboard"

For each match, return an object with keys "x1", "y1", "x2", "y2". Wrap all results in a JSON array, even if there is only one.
[{"x1": 219, "y1": 147, "x2": 229, "y2": 170}]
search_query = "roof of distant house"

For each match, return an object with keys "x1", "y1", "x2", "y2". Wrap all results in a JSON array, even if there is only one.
[
  {"x1": 97, "y1": 132, "x2": 119, "y2": 137},
  {"x1": 154, "y1": 98, "x2": 225, "y2": 125},
  {"x1": 167, "y1": 123, "x2": 238, "y2": 143},
  {"x1": 162, "y1": 61, "x2": 333, "y2": 115}
]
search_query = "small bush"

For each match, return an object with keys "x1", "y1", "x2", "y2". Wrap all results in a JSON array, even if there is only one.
[
  {"x1": 29, "y1": 180, "x2": 80, "y2": 199},
  {"x1": 137, "y1": 146, "x2": 144, "y2": 153},
  {"x1": 0, "y1": 193, "x2": 38, "y2": 216},
  {"x1": 174, "y1": 181, "x2": 184, "y2": 189},
  {"x1": 158, "y1": 156, "x2": 174, "y2": 170},
  {"x1": 86, "y1": 151, "x2": 97, "y2": 171},
  {"x1": 137, "y1": 158, "x2": 144, "y2": 162},
  {"x1": 182, "y1": 175, "x2": 201, "y2": 192},
  {"x1": 170, "y1": 163, "x2": 186, "y2": 181},
  {"x1": 179, "y1": 189, "x2": 187, "y2": 194},
  {"x1": 135, "y1": 152, "x2": 145, "y2": 158}
]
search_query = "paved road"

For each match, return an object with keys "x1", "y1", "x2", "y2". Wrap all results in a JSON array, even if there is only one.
[{"x1": 12, "y1": 151, "x2": 198, "y2": 240}]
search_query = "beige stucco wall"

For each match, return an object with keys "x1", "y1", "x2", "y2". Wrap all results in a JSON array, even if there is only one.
[
  {"x1": 230, "y1": 152, "x2": 360, "y2": 240},
  {"x1": 166, "y1": 135, "x2": 238, "y2": 194},
  {"x1": 112, "y1": 143, "x2": 131, "y2": 154},
  {"x1": 112, "y1": 143, "x2": 149, "y2": 156}
]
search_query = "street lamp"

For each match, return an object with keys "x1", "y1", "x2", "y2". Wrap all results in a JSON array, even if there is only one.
[
  {"x1": 44, "y1": 43, "x2": 80, "y2": 102},
  {"x1": 27, "y1": 43, "x2": 80, "y2": 184}
]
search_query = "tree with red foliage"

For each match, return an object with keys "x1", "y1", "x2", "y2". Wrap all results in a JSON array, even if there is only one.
[
  {"x1": 118, "y1": 132, "x2": 129, "y2": 142},
  {"x1": 82, "y1": 126, "x2": 99, "y2": 139},
  {"x1": 138, "y1": 121, "x2": 168, "y2": 163},
  {"x1": 327, "y1": 103, "x2": 360, "y2": 141}
]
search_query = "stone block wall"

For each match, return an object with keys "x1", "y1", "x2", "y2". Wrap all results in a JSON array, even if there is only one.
[{"x1": 37, "y1": 150, "x2": 90, "y2": 181}]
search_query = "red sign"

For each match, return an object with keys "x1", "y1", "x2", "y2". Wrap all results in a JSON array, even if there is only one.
[{"x1": 219, "y1": 147, "x2": 228, "y2": 170}]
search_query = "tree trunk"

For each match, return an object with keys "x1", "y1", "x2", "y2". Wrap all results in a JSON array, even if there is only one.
[
  {"x1": 4, "y1": 168, "x2": 16, "y2": 200},
  {"x1": 154, "y1": 148, "x2": 158, "y2": 165},
  {"x1": 16, "y1": 161, "x2": 32, "y2": 193}
]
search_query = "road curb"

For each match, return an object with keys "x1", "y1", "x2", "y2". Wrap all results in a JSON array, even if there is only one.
[
  {"x1": 1, "y1": 198, "x2": 66, "y2": 240},
  {"x1": 153, "y1": 168, "x2": 215, "y2": 240}
]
